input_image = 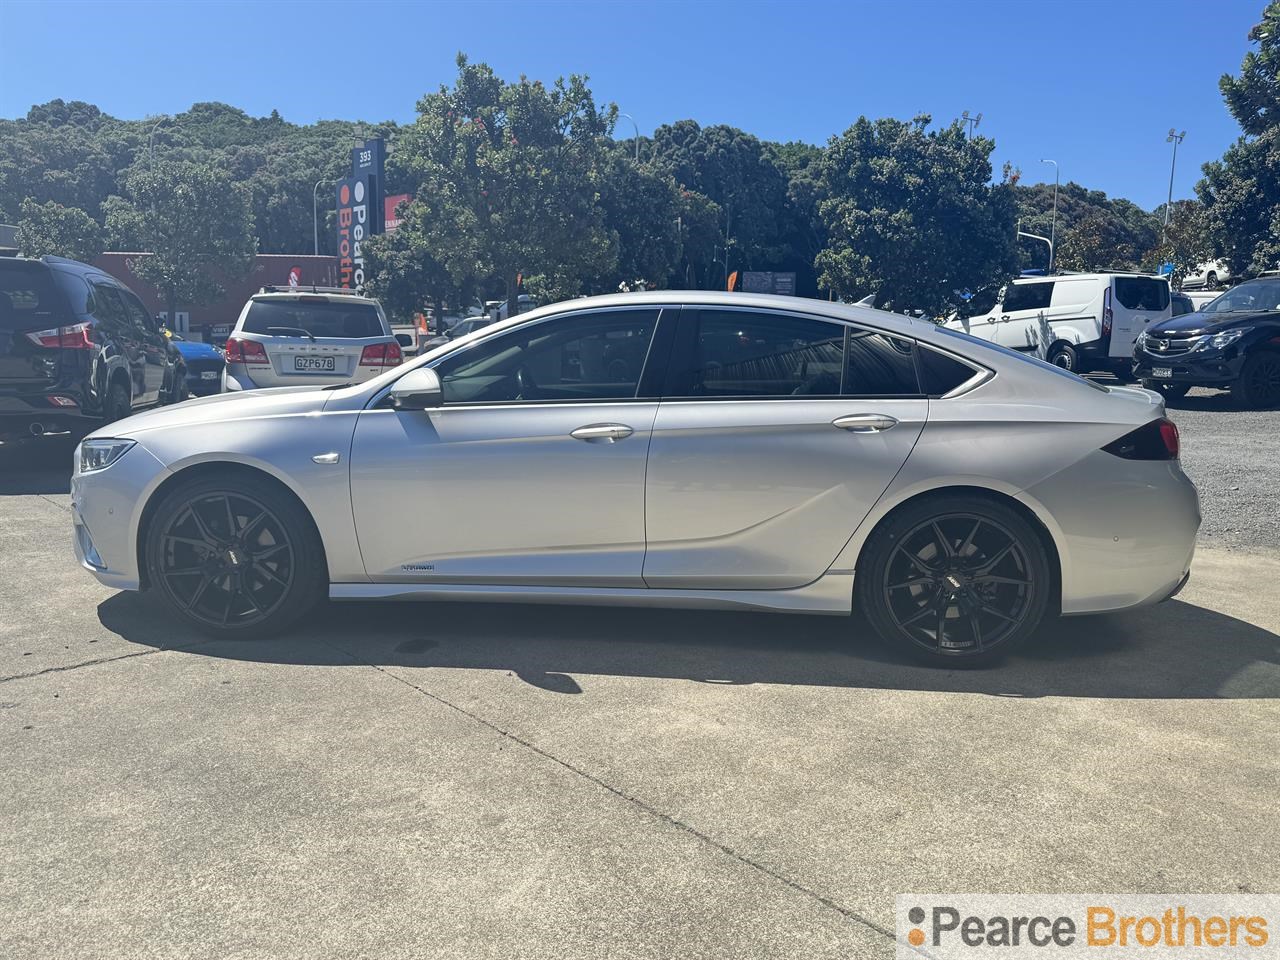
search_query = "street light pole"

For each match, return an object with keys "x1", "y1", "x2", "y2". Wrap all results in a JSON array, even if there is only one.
[
  {"x1": 1040, "y1": 158, "x2": 1059, "y2": 273},
  {"x1": 618, "y1": 112, "x2": 640, "y2": 163},
  {"x1": 1164, "y1": 129, "x2": 1186, "y2": 241}
]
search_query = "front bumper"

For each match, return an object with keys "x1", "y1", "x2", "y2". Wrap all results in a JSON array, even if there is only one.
[
  {"x1": 1133, "y1": 346, "x2": 1245, "y2": 386},
  {"x1": 71, "y1": 440, "x2": 172, "y2": 591}
]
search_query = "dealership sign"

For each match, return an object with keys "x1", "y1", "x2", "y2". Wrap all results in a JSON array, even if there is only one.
[{"x1": 335, "y1": 138, "x2": 389, "y2": 290}]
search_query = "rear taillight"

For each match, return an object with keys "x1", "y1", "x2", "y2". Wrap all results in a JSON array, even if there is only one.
[
  {"x1": 1102, "y1": 287, "x2": 1113, "y2": 338},
  {"x1": 25, "y1": 322, "x2": 92, "y2": 349},
  {"x1": 226, "y1": 337, "x2": 269, "y2": 365},
  {"x1": 1102, "y1": 417, "x2": 1179, "y2": 460},
  {"x1": 359, "y1": 342, "x2": 403, "y2": 366}
]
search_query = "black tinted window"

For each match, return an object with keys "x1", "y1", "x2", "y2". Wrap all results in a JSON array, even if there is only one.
[
  {"x1": 241, "y1": 299, "x2": 384, "y2": 338},
  {"x1": 436, "y1": 309, "x2": 658, "y2": 404},
  {"x1": 671, "y1": 310, "x2": 918, "y2": 398},
  {"x1": 1002, "y1": 282, "x2": 1054, "y2": 312},
  {"x1": 0, "y1": 261, "x2": 70, "y2": 331},
  {"x1": 89, "y1": 282, "x2": 129, "y2": 331},
  {"x1": 918, "y1": 346, "x2": 979, "y2": 396},
  {"x1": 1114, "y1": 277, "x2": 1170, "y2": 311},
  {"x1": 118, "y1": 289, "x2": 153, "y2": 332}
]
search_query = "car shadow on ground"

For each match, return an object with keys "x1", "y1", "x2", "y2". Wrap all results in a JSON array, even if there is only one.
[
  {"x1": 0, "y1": 439, "x2": 77, "y2": 495},
  {"x1": 100, "y1": 589, "x2": 1279, "y2": 700}
]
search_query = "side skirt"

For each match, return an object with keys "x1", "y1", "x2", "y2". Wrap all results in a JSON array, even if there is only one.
[{"x1": 329, "y1": 571, "x2": 855, "y2": 615}]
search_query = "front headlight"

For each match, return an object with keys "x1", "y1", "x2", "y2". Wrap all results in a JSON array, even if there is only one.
[
  {"x1": 78, "y1": 439, "x2": 136, "y2": 474},
  {"x1": 1192, "y1": 327, "x2": 1251, "y2": 352}
]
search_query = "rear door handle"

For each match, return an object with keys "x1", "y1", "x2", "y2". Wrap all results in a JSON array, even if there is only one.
[
  {"x1": 571, "y1": 423, "x2": 634, "y2": 443},
  {"x1": 832, "y1": 413, "x2": 898, "y2": 433}
]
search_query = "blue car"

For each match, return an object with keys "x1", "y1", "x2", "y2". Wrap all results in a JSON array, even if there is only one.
[{"x1": 161, "y1": 333, "x2": 225, "y2": 403}]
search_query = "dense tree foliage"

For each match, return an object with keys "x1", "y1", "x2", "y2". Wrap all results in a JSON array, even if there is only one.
[
  {"x1": 1199, "y1": 3, "x2": 1280, "y2": 277},
  {"x1": 815, "y1": 116, "x2": 1019, "y2": 314},
  {"x1": 16, "y1": 198, "x2": 104, "y2": 261},
  {"x1": 104, "y1": 161, "x2": 256, "y2": 324},
  {"x1": 1012, "y1": 181, "x2": 1159, "y2": 273}
]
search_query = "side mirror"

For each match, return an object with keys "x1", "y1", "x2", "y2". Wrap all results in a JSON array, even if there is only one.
[{"x1": 388, "y1": 367, "x2": 443, "y2": 410}]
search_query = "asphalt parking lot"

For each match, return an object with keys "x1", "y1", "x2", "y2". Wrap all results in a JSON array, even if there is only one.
[{"x1": 2, "y1": 389, "x2": 1278, "y2": 959}]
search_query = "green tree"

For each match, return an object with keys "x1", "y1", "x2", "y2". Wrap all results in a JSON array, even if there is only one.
[
  {"x1": 1199, "y1": 3, "x2": 1280, "y2": 276},
  {"x1": 363, "y1": 201, "x2": 468, "y2": 322},
  {"x1": 815, "y1": 115, "x2": 1019, "y2": 314},
  {"x1": 1014, "y1": 181, "x2": 1158, "y2": 272},
  {"x1": 1139, "y1": 200, "x2": 1212, "y2": 285},
  {"x1": 597, "y1": 147, "x2": 683, "y2": 289},
  {"x1": 389, "y1": 54, "x2": 618, "y2": 312},
  {"x1": 104, "y1": 161, "x2": 256, "y2": 327},
  {"x1": 15, "y1": 198, "x2": 105, "y2": 262}
]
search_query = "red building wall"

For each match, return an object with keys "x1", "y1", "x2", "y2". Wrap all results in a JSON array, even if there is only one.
[{"x1": 93, "y1": 253, "x2": 339, "y2": 342}]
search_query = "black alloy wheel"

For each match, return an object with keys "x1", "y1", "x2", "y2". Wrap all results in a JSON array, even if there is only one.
[
  {"x1": 858, "y1": 496, "x2": 1051, "y2": 666},
  {"x1": 1235, "y1": 352, "x2": 1280, "y2": 409},
  {"x1": 146, "y1": 478, "x2": 324, "y2": 637}
]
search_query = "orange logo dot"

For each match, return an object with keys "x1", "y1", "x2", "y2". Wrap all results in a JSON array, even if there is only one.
[
  {"x1": 908, "y1": 928, "x2": 925, "y2": 947},
  {"x1": 339, "y1": 184, "x2": 350, "y2": 204}
]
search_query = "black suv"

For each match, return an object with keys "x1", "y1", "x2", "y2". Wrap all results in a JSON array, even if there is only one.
[
  {"x1": 0, "y1": 256, "x2": 170, "y2": 442},
  {"x1": 1134, "y1": 276, "x2": 1280, "y2": 408}
]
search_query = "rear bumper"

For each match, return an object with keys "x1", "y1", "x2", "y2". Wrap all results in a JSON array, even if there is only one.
[
  {"x1": 1133, "y1": 347, "x2": 1245, "y2": 386},
  {"x1": 0, "y1": 392, "x2": 94, "y2": 442}
]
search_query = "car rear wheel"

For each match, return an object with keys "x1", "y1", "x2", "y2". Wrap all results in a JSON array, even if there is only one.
[
  {"x1": 856, "y1": 495, "x2": 1051, "y2": 667},
  {"x1": 144, "y1": 477, "x2": 325, "y2": 638},
  {"x1": 1048, "y1": 343, "x2": 1077, "y2": 371},
  {"x1": 1206, "y1": 271, "x2": 1219, "y2": 290},
  {"x1": 102, "y1": 380, "x2": 130, "y2": 424},
  {"x1": 1233, "y1": 352, "x2": 1280, "y2": 409}
]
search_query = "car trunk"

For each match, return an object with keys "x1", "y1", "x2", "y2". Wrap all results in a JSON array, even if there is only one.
[
  {"x1": 0, "y1": 260, "x2": 75, "y2": 388},
  {"x1": 238, "y1": 297, "x2": 385, "y2": 388}
]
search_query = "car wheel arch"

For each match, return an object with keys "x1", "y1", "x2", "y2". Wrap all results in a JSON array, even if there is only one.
[
  {"x1": 135, "y1": 461, "x2": 329, "y2": 590},
  {"x1": 845, "y1": 484, "x2": 1064, "y2": 616}
]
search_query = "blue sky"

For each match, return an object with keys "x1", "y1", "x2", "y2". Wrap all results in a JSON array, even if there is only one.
[{"x1": 0, "y1": 0, "x2": 1263, "y2": 209}]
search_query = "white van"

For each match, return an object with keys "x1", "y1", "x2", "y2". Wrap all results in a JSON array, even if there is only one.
[{"x1": 946, "y1": 273, "x2": 1172, "y2": 374}]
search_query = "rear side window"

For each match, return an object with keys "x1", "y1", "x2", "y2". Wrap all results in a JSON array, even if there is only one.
[
  {"x1": 1002, "y1": 281, "x2": 1054, "y2": 312},
  {"x1": 241, "y1": 299, "x2": 385, "y2": 338},
  {"x1": 1114, "y1": 277, "x2": 1170, "y2": 311},
  {"x1": 0, "y1": 261, "x2": 71, "y2": 331},
  {"x1": 89, "y1": 282, "x2": 130, "y2": 332},
  {"x1": 669, "y1": 309, "x2": 919, "y2": 398}
]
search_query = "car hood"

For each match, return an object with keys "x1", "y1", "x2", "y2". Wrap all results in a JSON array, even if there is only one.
[
  {"x1": 90, "y1": 386, "x2": 330, "y2": 440},
  {"x1": 1147, "y1": 310, "x2": 1272, "y2": 335},
  {"x1": 173, "y1": 340, "x2": 224, "y2": 362}
]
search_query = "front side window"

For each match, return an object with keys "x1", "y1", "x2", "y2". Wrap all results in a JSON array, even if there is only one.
[
  {"x1": 434, "y1": 308, "x2": 659, "y2": 404},
  {"x1": 1002, "y1": 282, "x2": 1054, "y2": 312},
  {"x1": 669, "y1": 309, "x2": 919, "y2": 398}
]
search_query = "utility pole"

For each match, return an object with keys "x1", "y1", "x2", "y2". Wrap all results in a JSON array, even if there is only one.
[
  {"x1": 1040, "y1": 159, "x2": 1059, "y2": 272},
  {"x1": 1164, "y1": 129, "x2": 1186, "y2": 242},
  {"x1": 960, "y1": 110, "x2": 983, "y2": 138}
]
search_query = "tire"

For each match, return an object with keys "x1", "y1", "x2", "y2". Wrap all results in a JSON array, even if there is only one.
[
  {"x1": 1232, "y1": 351, "x2": 1280, "y2": 409},
  {"x1": 102, "y1": 379, "x2": 131, "y2": 424},
  {"x1": 1206, "y1": 271, "x2": 1218, "y2": 290},
  {"x1": 856, "y1": 494, "x2": 1052, "y2": 668},
  {"x1": 1047, "y1": 343, "x2": 1078, "y2": 371},
  {"x1": 1141, "y1": 379, "x2": 1190, "y2": 402},
  {"x1": 144, "y1": 475, "x2": 326, "y2": 639}
]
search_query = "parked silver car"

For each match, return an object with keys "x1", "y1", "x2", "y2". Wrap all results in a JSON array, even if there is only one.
[
  {"x1": 223, "y1": 288, "x2": 401, "y2": 391},
  {"x1": 71, "y1": 292, "x2": 1200, "y2": 666}
]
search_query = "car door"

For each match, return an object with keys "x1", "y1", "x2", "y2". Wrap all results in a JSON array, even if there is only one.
[
  {"x1": 87, "y1": 282, "x2": 144, "y2": 406},
  {"x1": 117, "y1": 287, "x2": 166, "y2": 404},
  {"x1": 993, "y1": 280, "x2": 1055, "y2": 352},
  {"x1": 349, "y1": 306, "x2": 671, "y2": 585},
  {"x1": 643, "y1": 306, "x2": 927, "y2": 590}
]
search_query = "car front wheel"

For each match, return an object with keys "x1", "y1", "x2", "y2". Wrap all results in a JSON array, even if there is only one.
[
  {"x1": 856, "y1": 495, "x2": 1052, "y2": 667},
  {"x1": 144, "y1": 476, "x2": 326, "y2": 638}
]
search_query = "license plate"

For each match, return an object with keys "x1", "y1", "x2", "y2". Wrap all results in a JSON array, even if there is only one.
[
  {"x1": 200, "y1": 370, "x2": 218, "y2": 380},
  {"x1": 1152, "y1": 366, "x2": 1173, "y2": 379},
  {"x1": 295, "y1": 356, "x2": 336, "y2": 372}
]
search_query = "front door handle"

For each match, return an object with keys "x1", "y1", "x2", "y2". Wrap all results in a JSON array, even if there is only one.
[
  {"x1": 571, "y1": 423, "x2": 634, "y2": 443},
  {"x1": 832, "y1": 413, "x2": 898, "y2": 433}
]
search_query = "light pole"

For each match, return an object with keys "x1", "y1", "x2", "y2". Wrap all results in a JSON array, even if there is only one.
[
  {"x1": 313, "y1": 178, "x2": 337, "y2": 256},
  {"x1": 1040, "y1": 158, "x2": 1059, "y2": 272},
  {"x1": 618, "y1": 112, "x2": 640, "y2": 163},
  {"x1": 1164, "y1": 129, "x2": 1186, "y2": 241},
  {"x1": 960, "y1": 110, "x2": 983, "y2": 138}
]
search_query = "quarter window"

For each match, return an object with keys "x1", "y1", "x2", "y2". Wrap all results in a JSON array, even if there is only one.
[{"x1": 434, "y1": 309, "x2": 659, "y2": 404}]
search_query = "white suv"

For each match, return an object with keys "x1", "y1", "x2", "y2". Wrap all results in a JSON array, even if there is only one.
[
  {"x1": 224, "y1": 288, "x2": 401, "y2": 391},
  {"x1": 946, "y1": 273, "x2": 1171, "y2": 375}
]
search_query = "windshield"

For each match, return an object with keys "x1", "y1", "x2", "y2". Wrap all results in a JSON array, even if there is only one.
[
  {"x1": 1202, "y1": 279, "x2": 1280, "y2": 314},
  {"x1": 241, "y1": 299, "x2": 385, "y2": 338},
  {"x1": 931, "y1": 324, "x2": 1108, "y2": 392}
]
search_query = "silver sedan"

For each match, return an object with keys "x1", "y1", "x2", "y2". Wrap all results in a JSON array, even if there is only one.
[{"x1": 71, "y1": 292, "x2": 1200, "y2": 666}]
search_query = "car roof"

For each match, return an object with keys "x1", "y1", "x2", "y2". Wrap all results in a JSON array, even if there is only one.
[
  {"x1": 1009, "y1": 272, "x2": 1156, "y2": 283},
  {"x1": 249, "y1": 291, "x2": 380, "y2": 305}
]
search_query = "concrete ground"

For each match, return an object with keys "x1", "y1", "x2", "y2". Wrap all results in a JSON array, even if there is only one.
[{"x1": 1, "y1": 402, "x2": 1277, "y2": 959}]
